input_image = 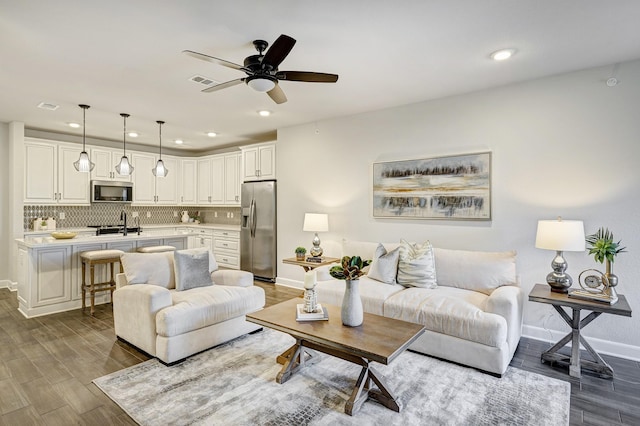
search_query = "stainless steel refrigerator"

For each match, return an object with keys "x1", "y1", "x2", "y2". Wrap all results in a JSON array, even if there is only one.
[{"x1": 241, "y1": 180, "x2": 277, "y2": 282}]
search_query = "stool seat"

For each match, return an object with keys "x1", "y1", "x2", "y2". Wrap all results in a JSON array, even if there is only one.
[
  {"x1": 80, "y1": 249, "x2": 124, "y2": 316},
  {"x1": 136, "y1": 245, "x2": 176, "y2": 253},
  {"x1": 80, "y1": 249, "x2": 125, "y2": 260}
]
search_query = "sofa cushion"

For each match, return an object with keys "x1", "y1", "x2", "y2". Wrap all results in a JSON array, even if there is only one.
[
  {"x1": 174, "y1": 249, "x2": 213, "y2": 291},
  {"x1": 383, "y1": 287, "x2": 508, "y2": 347},
  {"x1": 120, "y1": 252, "x2": 175, "y2": 289},
  {"x1": 342, "y1": 239, "x2": 400, "y2": 262},
  {"x1": 156, "y1": 285, "x2": 265, "y2": 337},
  {"x1": 367, "y1": 244, "x2": 400, "y2": 284},
  {"x1": 434, "y1": 248, "x2": 517, "y2": 295},
  {"x1": 315, "y1": 276, "x2": 405, "y2": 316},
  {"x1": 397, "y1": 239, "x2": 437, "y2": 289}
]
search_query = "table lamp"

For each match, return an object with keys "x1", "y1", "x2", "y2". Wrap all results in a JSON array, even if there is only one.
[
  {"x1": 535, "y1": 218, "x2": 585, "y2": 293},
  {"x1": 303, "y1": 213, "x2": 328, "y2": 257}
]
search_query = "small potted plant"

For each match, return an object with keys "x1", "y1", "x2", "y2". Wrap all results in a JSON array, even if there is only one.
[
  {"x1": 40, "y1": 220, "x2": 48, "y2": 231},
  {"x1": 295, "y1": 246, "x2": 307, "y2": 260},
  {"x1": 585, "y1": 227, "x2": 626, "y2": 287},
  {"x1": 329, "y1": 256, "x2": 371, "y2": 326}
]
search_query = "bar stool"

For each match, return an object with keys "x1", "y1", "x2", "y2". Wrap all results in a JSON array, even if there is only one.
[
  {"x1": 136, "y1": 245, "x2": 176, "y2": 253},
  {"x1": 80, "y1": 249, "x2": 124, "y2": 316}
]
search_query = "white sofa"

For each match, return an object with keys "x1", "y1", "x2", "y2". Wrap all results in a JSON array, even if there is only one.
[
  {"x1": 113, "y1": 249, "x2": 265, "y2": 364},
  {"x1": 314, "y1": 240, "x2": 523, "y2": 376}
]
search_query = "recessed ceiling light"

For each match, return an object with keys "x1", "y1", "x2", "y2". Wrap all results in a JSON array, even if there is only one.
[
  {"x1": 175, "y1": 139, "x2": 184, "y2": 145},
  {"x1": 37, "y1": 102, "x2": 59, "y2": 110},
  {"x1": 258, "y1": 110, "x2": 271, "y2": 117},
  {"x1": 68, "y1": 122, "x2": 80, "y2": 128},
  {"x1": 490, "y1": 48, "x2": 516, "y2": 61},
  {"x1": 207, "y1": 132, "x2": 217, "y2": 137},
  {"x1": 128, "y1": 132, "x2": 139, "y2": 138}
]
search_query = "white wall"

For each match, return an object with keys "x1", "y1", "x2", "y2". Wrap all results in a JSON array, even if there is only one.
[
  {"x1": 0, "y1": 122, "x2": 9, "y2": 288},
  {"x1": 276, "y1": 59, "x2": 640, "y2": 359}
]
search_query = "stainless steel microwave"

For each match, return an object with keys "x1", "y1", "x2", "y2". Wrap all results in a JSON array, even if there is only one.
[{"x1": 91, "y1": 180, "x2": 133, "y2": 203}]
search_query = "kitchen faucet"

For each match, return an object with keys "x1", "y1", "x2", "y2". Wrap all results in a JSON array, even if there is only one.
[
  {"x1": 135, "y1": 216, "x2": 141, "y2": 235},
  {"x1": 120, "y1": 210, "x2": 127, "y2": 236}
]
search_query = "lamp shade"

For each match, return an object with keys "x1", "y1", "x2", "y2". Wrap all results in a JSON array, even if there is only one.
[
  {"x1": 303, "y1": 213, "x2": 328, "y2": 232},
  {"x1": 535, "y1": 219, "x2": 585, "y2": 252}
]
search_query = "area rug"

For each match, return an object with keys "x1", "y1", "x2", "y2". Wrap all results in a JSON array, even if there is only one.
[{"x1": 94, "y1": 329, "x2": 570, "y2": 425}]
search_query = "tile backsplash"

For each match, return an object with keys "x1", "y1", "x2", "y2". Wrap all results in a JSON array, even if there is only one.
[{"x1": 24, "y1": 204, "x2": 241, "y2": 230}]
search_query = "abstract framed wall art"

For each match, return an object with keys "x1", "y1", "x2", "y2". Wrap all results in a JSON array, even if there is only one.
[{"x1": 372, "y1": 152, "x2": 491, "y2": 220}]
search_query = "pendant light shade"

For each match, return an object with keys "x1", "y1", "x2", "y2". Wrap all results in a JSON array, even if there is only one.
[
  {"x1": 73, "y1": 104, "x2": 95, "y2": 172},
  {"x1": 115, "y1": 113, "x2": 134, "y2": 176},
  {"x1": 152, "y1": 120, "x2": 169, "y2": 177}
]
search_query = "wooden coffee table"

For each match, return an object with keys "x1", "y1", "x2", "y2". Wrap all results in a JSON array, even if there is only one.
[{"x1": 246, "y1": 297, "x2": 425, "y2": 416}]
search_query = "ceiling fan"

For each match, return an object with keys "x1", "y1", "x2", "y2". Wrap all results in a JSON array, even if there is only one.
[{"x1": 183, "y1": 34, "x2": 338, "y2": 104}]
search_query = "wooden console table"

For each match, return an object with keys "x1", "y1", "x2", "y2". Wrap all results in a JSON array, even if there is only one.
[{"x1": 528, "y1": 283, "x2": 632, "y2": 378}]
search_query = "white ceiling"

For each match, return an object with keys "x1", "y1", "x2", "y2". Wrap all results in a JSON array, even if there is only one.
[{"x1": 1, "y1": 1, "x2": 639, "y2": 152}]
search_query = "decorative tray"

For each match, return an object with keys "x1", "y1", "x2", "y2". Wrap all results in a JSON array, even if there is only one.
[{"x1": 51, "y1": 232, "x2": 77, "y2": 239}]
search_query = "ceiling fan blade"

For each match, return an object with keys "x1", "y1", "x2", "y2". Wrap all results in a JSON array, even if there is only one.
[
  {"x1": 276, "y1": 71, "x2": 339, "y2": 83},
  {"x1": 267, "y1": 84, "x2": 287, "y2": 104},
  {"x1": 262, "y1": 35, "x2": 296, "y2": 69},
  {"x1": 202, "y1": 78, "x2": 245, "y2": 93},
  {"x1": 183, "y1": 50, "x2": 248, "y2": 72}
]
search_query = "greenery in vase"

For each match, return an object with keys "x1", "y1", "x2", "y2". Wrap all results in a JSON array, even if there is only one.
[
  {"x1": 295, "y1": 246, "x2": 307, "y2": 255},
  {"x1": 329, "y1": 256, "x2": 371, "y2": 280},
  {"x1": 585, "y1": 227, "x2": 627, "y2": 263}
]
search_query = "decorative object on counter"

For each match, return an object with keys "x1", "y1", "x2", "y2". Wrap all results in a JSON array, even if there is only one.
[
  {"x1": 40, "y1": 220, "x2": 48, "y2": 231},
  {"x1": 73, "y1": 104, "x2": 95, "y2": 172},
  {"x1": 152, "y1": 120, "x2": 169, "y2": 177},
  {"x1": 329, "y1": 256, "x2": 371, "y2": 327},
  {"x1": 570, "y1": 269, "x2": 618, "y2": 304},
  {"x1": 46, "y1": 217, "x2": 56, "y2": 230},
  {"x1": 295, "y1": 246, "x2": 306, "y2": 260},
  {"x1": 535, "y1": 217, "x2": 585, "y2": 293},
  {"x1": 303, "y1": 213, "x2": 328, "y2": 257},
  {"x1": 50, "y1": 231, "x2": 77, "y2": 239},
  {"x1": 303, "y1": 270, "x2": 318, "y2": 313},
  {"x1": 115, "y1": 113, "x2": 134, "y2": 176},
  {"x1": 34, "y1": 217, "x2": 43, "y2": 231},
  {"x1": 181, "y1": 211, "x2": 190, "y2": 223}
]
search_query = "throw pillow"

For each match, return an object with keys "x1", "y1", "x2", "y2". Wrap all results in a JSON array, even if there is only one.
[
  {"x1": 397, "y1": 239, "x2": 437, "y2": 289},
  {"x1": 120, "y1": 252, "x2": 175, "y2": 289},
  {"x1": 367, "y1": 243, "x2": 400, "y2": 284},
  {"x1": 173, "y1": 248, "x2": 214, "y2": 291}
]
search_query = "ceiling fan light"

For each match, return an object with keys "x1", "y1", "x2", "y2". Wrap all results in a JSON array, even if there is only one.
[
  {"x1": 246, "y1": 76, "x2": 276, "y2": 92},
  {"x1": 73, "y1": 151, "x2": 95, "y2": 172},
  {"x1": 116, "y1": 156, "x2": 134, "y2": 176}
]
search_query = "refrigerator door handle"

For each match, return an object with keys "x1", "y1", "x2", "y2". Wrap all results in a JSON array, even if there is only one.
[{"x1": 250, "y1": 199, "x2": 257, "y2": 238}]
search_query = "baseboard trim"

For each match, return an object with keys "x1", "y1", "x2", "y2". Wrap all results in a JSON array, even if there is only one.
[
  {"x1": 275, "y1": 277, "x2": 303, "y2": 290},
  {"x1": 0, "y1": 280, "x2": 16, "y2": 291},
  {"x1": 522, "y1": 324, "x2": 640, "y2": 362}
]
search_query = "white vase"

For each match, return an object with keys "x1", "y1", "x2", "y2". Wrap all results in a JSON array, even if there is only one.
[{"x1": 341, "y1": 279, "x2": 363, "y2": 327}]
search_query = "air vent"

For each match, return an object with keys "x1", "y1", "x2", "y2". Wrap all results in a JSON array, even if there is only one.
[
  {"x1": 37, "y1": 102, "x2": 60, "y2": 110},
  {"x1": 189, "y1": 75, "x2": 219, "y2": 86}
]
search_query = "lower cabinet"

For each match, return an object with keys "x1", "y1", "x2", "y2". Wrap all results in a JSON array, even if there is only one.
[{"x1": 213, "y1": 229, "x2": 240, "y2": 269}]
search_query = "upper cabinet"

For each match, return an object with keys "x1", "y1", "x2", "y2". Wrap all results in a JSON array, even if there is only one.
[
  {"x1": 91, "y1": 147, "x2": 132, "y2": 182},
  {"x1": 131, "y1": 152, "x2": 179, "y2": 205},
  {"x1": 24, "y1": 139, "x2": 90, "y2": 205},
  {"x1": 224, "y1": 152, "x2": 241, "y2": 205},
  {"x1": 241, "y1": 142, "x2": 276, "y2": 182},
  {"x1": 197, "y1": 155, "x2": 225, "y2": 205},
  {"x1": 180, "y1": 159, "x2": 198, "y2": 205}
]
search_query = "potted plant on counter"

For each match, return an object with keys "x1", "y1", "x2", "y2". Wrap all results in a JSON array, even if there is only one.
[
  {"x1": 295, "y1": 246, "x2": 307, "y2": 260},
  {"x1": 585, "y1": 227, "x2": 626, "y2": 287},
  {"x1": 329, "y1": 256, "x2": 371, "y2": 327}
]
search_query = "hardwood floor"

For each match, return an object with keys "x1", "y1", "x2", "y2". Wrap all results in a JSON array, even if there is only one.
[{"x1": 1, "y1": 283, "x2": 638, "y2": 425}]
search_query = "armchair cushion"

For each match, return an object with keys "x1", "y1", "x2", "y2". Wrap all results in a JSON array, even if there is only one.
[
  {"x1": 120, "y1": 252, "x2": 175, "y2": 289},
  {"x1": 174, "y1": 249, "x2": 213, "y2": 291},
  {"x1": 211, "y1": 269, "x2": 254, "y2": 287}
]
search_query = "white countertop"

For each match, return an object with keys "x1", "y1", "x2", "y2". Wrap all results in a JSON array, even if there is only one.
[{"x1": 23, "y1": 223, "x2": 241, "y2": 236}]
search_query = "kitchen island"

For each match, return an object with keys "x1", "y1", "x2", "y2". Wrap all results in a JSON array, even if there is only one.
[{"x1": 15, "y1": 231, "x2": 190, "y2": 318}]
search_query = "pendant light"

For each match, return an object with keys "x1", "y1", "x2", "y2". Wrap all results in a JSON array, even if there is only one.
[
  {"x1": 152, "y1": 120, "x2": 168, "y2": 177},
  {"x1": 73, "y1": 104, "x2": 95, "y2": 172},
  {"x1": 115, "y1": 113, "x2": 134, "y2": 176}
]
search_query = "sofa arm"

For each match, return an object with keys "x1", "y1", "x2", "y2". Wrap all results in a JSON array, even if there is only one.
[
  {"x1": 113, "y1": 284, "x2": 173, "y2": 356},
  {"x1": 211, "y1": 269, "x2": 254, "y2": 287},
  {"x1": 485, "y1": 285, "x2": 523, "y2": 353},
  {"x1": 115, "y1": 272, "x2": 128, "y2": 290}
]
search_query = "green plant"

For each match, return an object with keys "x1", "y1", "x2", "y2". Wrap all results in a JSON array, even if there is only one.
[
  {"x1": 41, "y1": 220, "x2": 47, "y2": 226},
  {"x1": 295, "y1": 246, "x2": 307, "y2": 255},
  {"x1": 585, "y1": 227, "x2": 627, "y2": 263},
  {"x1": 329, "y1": 256, "x2": 371, "y2": 280}
]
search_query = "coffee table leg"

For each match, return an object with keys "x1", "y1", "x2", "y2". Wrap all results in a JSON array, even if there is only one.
[
  {"x1": 277, "y1": 343, "x2": 303, "y2": 384},
  {"x1": 345, "y1": 363, "x2": 401, "y2": 416}
]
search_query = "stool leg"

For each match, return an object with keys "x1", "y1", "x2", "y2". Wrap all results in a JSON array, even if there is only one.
[
  {"x1": 109, "y1": 261, "x2": 115, "y2": 304},
  {"x1": 81, "y1": 261, "x2": 86, "y2": 312},
  {"x1": 90, "y1": 263, "x2": 96, "y2": 316}
]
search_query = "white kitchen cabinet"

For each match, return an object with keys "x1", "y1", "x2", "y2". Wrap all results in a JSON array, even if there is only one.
[
  {"x1": 241, "y1": 142, "x2": 275, "y2": 182},
  {"x1": 179, "y1": 158, "x2": 198, "y2": 205},
  {"x1": 131, "y1": 153, "x2": 179, "y2": 205},
  {"x1": 197, "y1": 155, "x2": 224, "y2": 205},
  {"x1": 224, "y1": 152, "x2": 241, "y2": 205},
  {"x1": 213, "y1": 229, "x2": 240, "y2": 269},
  {"x1": 24, "y1": 139, "x2": 90, "y2": 205},
  {"x1": 91, "y1": 147, "x2": 132, "y2": 182}
]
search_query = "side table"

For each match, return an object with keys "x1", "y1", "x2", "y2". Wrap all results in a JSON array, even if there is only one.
[
  {"x1": 528, "y1": 283, "x2": 632, "y2": 378},
  {"x1": 282, "y1": 256, "x2": 340, "y2": 272}
]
